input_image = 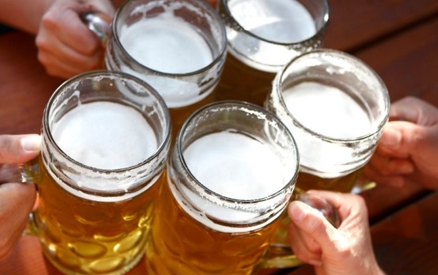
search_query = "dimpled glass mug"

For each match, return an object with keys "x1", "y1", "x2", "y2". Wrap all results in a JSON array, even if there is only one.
[
  {"x1": 145, "y1": 101, "x2": 300, "y2": 274},
  {"x1": 265, "y1": 49, "x2": 390, "y2": 262},
  {"x1": 215, "y1": 0, "x2": 329, "y2": 106},
  {"x1": 266, "y1": 49, "x2": 390, "y2": 194},
  {"x1": 103, "y1": 0, "x2": 227, "y2": 136},
  {"x1": 1, "y1": 71, "x2": 171, "y2": 275}
]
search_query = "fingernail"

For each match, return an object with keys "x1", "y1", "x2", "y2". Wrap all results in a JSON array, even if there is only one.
[
  {"x1": 21, "y1": 135, "x2": 42, "y2": 152},
  {"x1": 289, "y1": 203, "x2": 305, "y2": 223},
  {"x1": 380, "y1": 127, "x2": 402, "y2": 149},
  {"x1": 309, "y1": 260, "x2": 322, "y2": 266}
]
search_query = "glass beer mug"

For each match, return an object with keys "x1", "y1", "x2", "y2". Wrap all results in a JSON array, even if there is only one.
[
  {"x1": 102, "y1": 0, "x2": 227, "y2": 136},
  {"x1": 1, "y1": 71, "x2": 171, "y2": 275},
  {"x1": 215, "y1": 0, "x2": 329, "y2": 106},
  {"x1": 266, "y1": 49, "x2": 390, "y2": 193},
  {"x1": 145, "y1": 101, "x2": 300, "y2": 274},
  {"x1": 264, "y1": 49, "x2": 390, "y2": 267}
]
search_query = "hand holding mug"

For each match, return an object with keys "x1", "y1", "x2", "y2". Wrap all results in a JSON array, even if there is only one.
[
  {"x1": 0, "y1": 134, "x2": 40, "y2": 259},
  {"x1": 36, "y1": 0, "x2": 116, "y2": 78},
  {"x1": 364, "y1": 96, "x2": 438, "y2": 189},
  {"x1": 288, "y1": 190, "x2": 385, "y2": 275}
]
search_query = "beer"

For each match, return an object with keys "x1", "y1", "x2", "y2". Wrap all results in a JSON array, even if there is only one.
[
  {"x1": 216, "y1": 0, "x2": 328, "y2": 106},
  {"x1": 266, "y1": 49, "x2": 390, "y2": 192},
  {"x1": 145, "y1": 102, "x2": 298, "y2": 274},
  {"x1": 32, "y1": 101, "x2": 164, "y2": 275},
  {"x1": 106, "y1": 0, "x2": 227, "y2": 135},
  {"x1": 30, "y1": 71, "x2": 171, "y2": 275},
  {"x1": 284, "y1": 79, "x2": 373, "y2": 191}
]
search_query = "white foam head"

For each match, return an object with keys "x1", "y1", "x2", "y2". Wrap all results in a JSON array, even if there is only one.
[
  {"x1": 120, "y1": 14, "x2": 213, "y2": 74},
  {"x1": 283, "y1": 81, "x2": 372, "y2": 139},
  {"x1": 184, "y1": 131, "x2": 287, "y2": 200},
  {"x1": 226, "y1": 0, "x2": 317, "y2": 72},
  {"x1": 52, "y1": 101, "x2": 158, "y2": 170},
  {"x1": 229, "y1": 0, "x2": 316, "y2": 43},
  {"x1": 171, "y1": 130, "x2": 294, "y2": 233}
]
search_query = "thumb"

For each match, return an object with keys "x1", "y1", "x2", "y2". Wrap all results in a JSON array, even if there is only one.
[
  {"x1": 390, "y1": 96, "x2": 438, "y2": 126},
  {"x1": 0, "y1": 135, "x2": 41, "y2": 164},
  {"x1": 378, "y1": 121, "x2": 436, "y2": 158},
  {"x1": 288, "y1": 201, "x2": 338, "y2": 252}
]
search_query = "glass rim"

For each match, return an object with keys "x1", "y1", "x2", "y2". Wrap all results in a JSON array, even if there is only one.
[
  {"x1": 43, "y1": 70, "x2": 172, "y2": 174},
  {"x1": 175, "y1": 100, "x2": 299, "y2": 205},
  {"x1": 113, "y1": 0, "x2": 228, "y2": 77},
  {"x1": 220, "y1": 0, "x2": 330, "y2": 46},
  {"x1": 275, "y1": 48, "x2": 390, "y2": 143}
]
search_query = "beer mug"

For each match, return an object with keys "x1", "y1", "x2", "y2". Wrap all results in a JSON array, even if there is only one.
[
  {"x1": 215, "y1": 0, "x2": 329, "y2": 106},
  {"x1": 101, "y1": 0, "x2": 227, "y2": 136},
  {"x1": 1, "y1": 71, "x2": 171, "y2": 275},
  {"x1": 145, "y1": 101, "x2": 299, "y2": 274},
  {"x1": 266, "y1": 49, "x2": 390, "y2": 193},
  {"x1": 261, "y1": 49, "x2": 389, "y2": 269}
]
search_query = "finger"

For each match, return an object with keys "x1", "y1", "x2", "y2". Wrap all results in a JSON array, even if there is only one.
[
  {"x1": 0, "y1": 135, "x2": 41, "y2": 164},
  {"x1": 302, "y1": 190, "x2": 368, "y2": 229},
  {"x1": 390, "y1": 97, "x2": 438, "y2": 125},
  {"x1": 287, "y1": 203, "x2": 323, "y2": 265},
  {"x1": 378, "y1": 121, "x2": 432, "y2": 156},
  {"x1": 37, "y1": 40, "x2": 104, "y2": 78},
  {"x1": 367, "y1": 149, "x2": 414, "y2": 176},
  {"x1": 363, "y1": 163, "x2": 407, "y2": 188},
  {"x1": 0, "y1": 182, "x2": 36, "y2": 259},
  {"x1": 288, "y1": 201, "x2": 336, "y2": 253}
]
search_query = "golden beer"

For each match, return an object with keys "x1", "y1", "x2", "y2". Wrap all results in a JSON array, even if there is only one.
[
  {"x1": 215, "y1": 0, "x2": 329, "y2": 106},
  {"x1": 296, "y1": 168, "x2": 364, "y2": 193},
  {"x1": 146, "y1": 173, "x2": 282, "y2": 275},
  {"x1": 215, "y1": 53, "x2": 276, "y2": 106},
  {"x1": 33, "y1": 155, "x2": 165, "y2": 275},
  {"x1": 266, "y1": 49, "x2": 390, "y2": 192},
  {"x1": 145, "y1": 102, "x2": 299, "y2": 274},
  {"x1": 30, "y1": 71, "x2": 171, "y2": 275},
  {"x1": 105, "y1": 0, "x2": 227, "y2": 135}
]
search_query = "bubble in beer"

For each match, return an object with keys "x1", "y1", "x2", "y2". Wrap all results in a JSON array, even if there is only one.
[{"x1": 52, "y1": 101, "x2": 157, "y2": 170}]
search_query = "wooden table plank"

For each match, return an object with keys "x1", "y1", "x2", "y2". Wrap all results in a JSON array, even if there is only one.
[
  {"x1": 325, "y1": 0, "x2": 438, "y2": 52},
  {"x1": 355, "y1": 16, "x2": 438, "y2": 106},
  {"x1": 0, "y1": 32, "x2": 62, "y2": 135},
  {"x1": 372, "y1": 192, "x2": 438, "y2": 275}
]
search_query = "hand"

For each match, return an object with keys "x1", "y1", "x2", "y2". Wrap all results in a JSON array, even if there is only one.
[
  {"x1": 0, "y1": 134, "x2": 41, "y2": 259},
  {"x1": 364, "y1": 96, "x2": 438, "y2": 189},
  {"x1": 287, "y1": 190, "x2": 384, "y2": 275},
  {"x1": 35, "y1": 0, "x2": 115, "y2": 79}
]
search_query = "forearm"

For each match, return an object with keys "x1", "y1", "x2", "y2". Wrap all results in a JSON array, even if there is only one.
[{"x1": 0, "y1": 0, "x2": 54, "y2": 34}]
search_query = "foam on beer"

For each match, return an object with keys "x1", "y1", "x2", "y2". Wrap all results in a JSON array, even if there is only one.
[
  {"x1": 185, "y1": 131, "x2": 286, "y2": 199},
  {"x1": 120, "y1": 15, "x2": 213, "y2": 74},
  {"x1": 226, "y1": 0, "x2": 317, "y2": 71},
  {"x1": 283, "y1": 82, "x2": 372, "y2": 139},
  {"x1": 119, "y1": 14, "x2": 214, "y2": 108},
  {"x1": 173, "y1": 130, "x2": 292, "y2": 232},
  {"x1": 229, "y1": 0, "x2": 316, "y2": 43},
  {"x1": 52, "y1": 101, "x2": 158, "y2": 170}
]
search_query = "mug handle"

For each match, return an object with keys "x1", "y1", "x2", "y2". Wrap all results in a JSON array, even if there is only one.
[
  {"x1": 0, "y1": 158, "x2": 40, "y2": 184},
  {"x1": 0, "y1": 159, "x2": 41, "y2": 236},
  {"x1": 257, "y1": 189, "x2": 342, "y2": 270},
  {"x1": 80, "y1": 11, "x2": 112, "y2": 46}
]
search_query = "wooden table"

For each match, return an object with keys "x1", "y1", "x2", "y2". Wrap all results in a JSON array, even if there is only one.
[{"x1": 1, "y1": 0, "x2": 437, "y2": 274}]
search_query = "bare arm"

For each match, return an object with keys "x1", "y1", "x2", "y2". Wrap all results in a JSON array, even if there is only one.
[{"x1": 0, "y1": 0, "x2": 53, "y2": 34}]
